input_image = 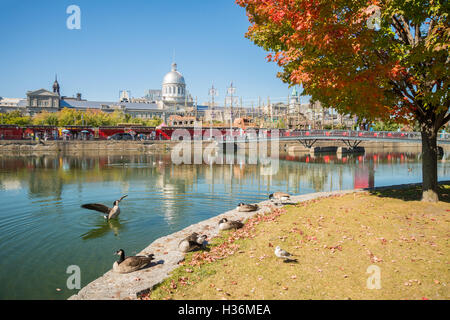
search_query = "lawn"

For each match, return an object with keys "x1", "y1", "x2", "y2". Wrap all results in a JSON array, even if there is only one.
[{"x1": 145, "y1": 185, "x2": 450, "y2": 300}]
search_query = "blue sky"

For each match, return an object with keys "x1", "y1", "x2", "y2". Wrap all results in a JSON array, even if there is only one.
[{"x1": 0, "y1": 0, "x2": 304, "y2": 106}]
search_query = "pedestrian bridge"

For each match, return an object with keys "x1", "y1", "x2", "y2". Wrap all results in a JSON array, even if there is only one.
[{"x1": 217, "y1": 130, "x2": 450, "y2": 150}]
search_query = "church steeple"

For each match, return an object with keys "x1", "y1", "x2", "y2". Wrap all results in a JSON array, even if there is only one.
[{"x1": 53, "y1": 74, "x2": 60, "y2": 96}]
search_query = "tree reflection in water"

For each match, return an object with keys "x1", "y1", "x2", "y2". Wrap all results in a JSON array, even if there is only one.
[{"x1": 0, "y1": 150, "x2": 447, "y2": 200}]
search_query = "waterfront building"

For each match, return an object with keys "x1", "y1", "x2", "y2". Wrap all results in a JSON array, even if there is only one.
[
  {"x1": 119, "y1": 90, "x2": 131, "y2": 103},
  {"x1": 25, "y1": 89, "x2": 60, "y2": 115},
  {"x1": 159, "y1": 62, "x2": 193, "y2": 111},
  {"x1": 0, "y1": 61, "x2": 203, "y2": 122},
  {"x1": 144, "y1": 90, "x2": 162, "y2": 103},
  {"x1": 0, "y1": 97, "x2": 27, "y2": 113},
  {"x1": 53, "y1": 75, "x2": 60, "y2": 96},
  {"x1": 161, "y1": 62, "x2": 186, "y2": 105},
  {"x1": 168, "y1": 115, "x2": 197, "y2": 127}
]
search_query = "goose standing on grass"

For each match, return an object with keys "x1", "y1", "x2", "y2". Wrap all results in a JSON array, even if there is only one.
[
  {"x1": 81, "y1": 195, "x2": 128, "y2": 220},
  {"x1": 269, "y1": 192, "x2": 291, "y2": 205},
  {"x1": 236, "y1": 203, "x2": 258, "y2": 212},
  {"x1": 113, "y1": 249, "x2": 154, "y2": 274},
  {"x1": 218, "y1": 218, "x2": 244, "y2": 231},
  {"x1": 274, "y1": 246, "x2": 297, "y2": 263},
  {"x1": 178, "y1": 232, "x2": 208, "y2": 252}
]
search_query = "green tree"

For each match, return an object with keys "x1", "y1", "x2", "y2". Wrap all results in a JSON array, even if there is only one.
[{"x1": 1, "y1": 111, "x2": 32, "y2": 126}]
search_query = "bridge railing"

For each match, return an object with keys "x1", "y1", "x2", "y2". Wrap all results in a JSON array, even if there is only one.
[
  {"x1": 283, "y1": 130, "x2": 450, "y2": 141},
  {"x1": 217, "y1": 129, "x2": 450, "y2": 142}
]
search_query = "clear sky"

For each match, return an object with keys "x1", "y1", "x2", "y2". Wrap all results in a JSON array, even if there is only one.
[{"x1": 0, "y1": 0, "x2": 305, "y2": 106}]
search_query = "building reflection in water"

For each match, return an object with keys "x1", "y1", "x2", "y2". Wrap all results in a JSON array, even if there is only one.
[{"x1": 0, "y1": 150, "x2": 448, "y2": 218}]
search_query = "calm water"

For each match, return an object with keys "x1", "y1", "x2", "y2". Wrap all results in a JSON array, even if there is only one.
[{"x1": 0, "y1": 149, "x2": 449, "y2": 300}]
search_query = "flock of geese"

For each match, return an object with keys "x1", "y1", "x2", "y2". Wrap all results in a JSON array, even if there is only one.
[{"x1": 80, "y1": 192, "x2": 293, "y2": 274}]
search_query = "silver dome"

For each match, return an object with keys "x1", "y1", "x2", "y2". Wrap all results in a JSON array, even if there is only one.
[{"x1": 162, "y1": 63, "x2": 185, "y2": 85}]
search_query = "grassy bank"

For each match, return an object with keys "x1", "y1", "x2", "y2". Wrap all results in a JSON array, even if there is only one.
[{"x1": 144, "y1": 185, "x2": 449, "y2": 300}]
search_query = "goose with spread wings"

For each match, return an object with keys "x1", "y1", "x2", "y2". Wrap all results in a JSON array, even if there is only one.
[{"x1": 81, "y1": 195, "x2": 128, "y2": 220}]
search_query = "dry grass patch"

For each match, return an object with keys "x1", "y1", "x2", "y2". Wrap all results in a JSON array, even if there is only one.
[{"x1": 145, "y1": 186, "x2": 450, "y2": 300}]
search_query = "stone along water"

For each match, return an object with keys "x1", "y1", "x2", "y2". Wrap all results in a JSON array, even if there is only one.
[{"x1": 0, "y1": 150, "x2": 449, "y2": 299}]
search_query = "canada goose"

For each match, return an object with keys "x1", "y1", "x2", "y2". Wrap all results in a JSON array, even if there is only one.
[
  {"x1": 269, "y1": 192, "x2": 291, "y2": 205},
  {"x1": 113, "y1": 249, "x2": 154, "y2": 274},
  {"x1": 236, "y1": 203, "x2": 258, "y2": 212},
  {"x1": 178, "y1": 232, "x2": 207, "y2": 252},
  {"x1": 274, "y1": 246, "x2": 297, "y2": 263},
  {"x1": 81, "y1": 195, "x2": 128, "y2": 220},
  {"x1": 218, "y1": 218, "x2": 244, "y2": 231}
]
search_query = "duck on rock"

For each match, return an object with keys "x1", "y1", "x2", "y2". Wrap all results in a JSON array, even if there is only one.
[
  {"x1": 236, "y1": 203, "x2": 258, "y2": 212},
  {"x1": 112, "y1": 249, "x2": 154, "y2": 274},
  {"x1": 178, "y1": 232, "x2": 208, "y2": 253},
  {"x1": 218, "y1": 218, "x2": 244, "y2": 231}
]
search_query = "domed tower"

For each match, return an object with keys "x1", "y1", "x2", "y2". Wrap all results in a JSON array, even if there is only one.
[
  {"x1": 162, "y1": 62, "x2": 186, "y2": 105},
  {"x1": 53, "y1": 75, "x2": 60, "y2": 96}
]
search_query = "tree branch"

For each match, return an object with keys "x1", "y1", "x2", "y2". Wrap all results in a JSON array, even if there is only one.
[
  {"x1": 390, "y1": 80, "x2": 427, "y2": 121},
  {"x1": 442, "y1": 112, "x2": 450, "y2": 127},
  {"x1": 426, "y1": 17, "x2": 436, "y2": 39},
  {"x1": 392, "y1": 15, "x2": 411, "y2": 45},
  {"x1": 414, "y1": 23, "x2": 421, "y2": 46},
  {"x1": 398, "y1": 15, "x2": 414, "y2": 45}
]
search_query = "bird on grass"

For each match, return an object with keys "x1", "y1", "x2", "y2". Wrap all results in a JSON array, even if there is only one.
[
  {"x1": 113, "y1": 249, "x2": 154, "y2": 274},
  {"x1": 178, "y1": 232, "x2": 208, "y2": 253},
  {"x1": 274, "y1": 246, "x2": 298, "y2": 263},
  {"x1": 236, "y1": 203, "x2": 258, "y2": 212},
  {"x1": 218, "y1": 218, "x2": 244, "y2": 231},
  {"x1": 81, "y1": 195, "x2": 128, "y2": 220},
  {"x1": 269, "y1": 192, "x2": 291, "y2": 205}
]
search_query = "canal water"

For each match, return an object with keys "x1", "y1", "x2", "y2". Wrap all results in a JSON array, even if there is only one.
[{"x1": 0, "y1": 149, "x2": 449, "y2": 299}]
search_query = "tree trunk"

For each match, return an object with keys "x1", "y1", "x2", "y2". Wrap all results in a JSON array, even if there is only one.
[{"x1": 421, "y1": 124, "x2": 439, "y2": 202}]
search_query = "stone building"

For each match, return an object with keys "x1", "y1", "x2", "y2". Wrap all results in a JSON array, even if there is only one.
[
  {"x1": 25, "y1": 89, "x2": 60, "y2": 115},
  {"x1": 158, "y1": 62, "x2": 193, "y2": 110},
  {"x1": 1, "y1": 63, "x2": 202, "y2": 121}
]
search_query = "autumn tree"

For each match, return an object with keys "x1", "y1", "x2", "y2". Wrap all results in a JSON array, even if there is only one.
[
  {"x1": 237, "y1": 0, "x2": 449, "y2": 202},
  {"x1": 32, "y1": 111, "x2": 59, "y2": 126}
]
